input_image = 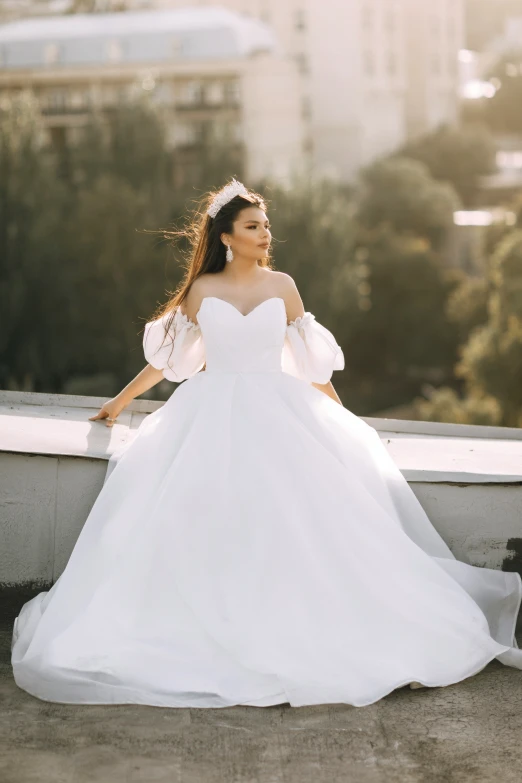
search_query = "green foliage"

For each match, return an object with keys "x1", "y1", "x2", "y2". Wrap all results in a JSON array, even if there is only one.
[
  {"x1": 0, "y1": 94, "x2": 235, "y2": 395},
  {"x1": 71, "y1": 99, "x2": 173, "y2": 191},
  {"x1": 264, "y1": 176, "x2": 460, "y2": 414},
  {"x1": 488, "y1": 229, "x2": 522, "y2": 322},
  {"x1": 413, "y1": 387, "x2": 501, "y2": 426},
  {"x1": 0, "y1": 93, "x2": 73, "y2": 390},
  {"x1": 265, "y1": 176, "x2": 357, "y2": 318},
  {"x1": 357, "y1": 157, "x2": 460, "y2": 249},
  {"x1": 420, "y1": 231, "x2": 522, "y2": 427},
  {"x1": 338, "y1": 226, "x2": 459, "y2": 413},
  {"x1": 394, "y1": 124, "x2": 497, "y2": 207},
  {"x1": 0, "y1": 96, "x2": 465, "y2": 414},
  {"x1": 446, "y1": 275, "x2": 489, "y2": 344}
]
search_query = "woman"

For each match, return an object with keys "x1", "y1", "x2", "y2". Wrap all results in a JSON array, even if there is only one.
[{"x1": 11, "y1": 179, "x2": 522, "y2": 708}]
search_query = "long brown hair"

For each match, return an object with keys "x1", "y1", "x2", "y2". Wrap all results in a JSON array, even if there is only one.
[{"x1": 150, "y1": 181, "x2": 274, "y2": 341}]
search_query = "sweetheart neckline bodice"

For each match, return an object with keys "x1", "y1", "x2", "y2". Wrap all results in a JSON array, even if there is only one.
[
  {"x1": 195, "y1": 296, "x2": 286, "y2": 324},
  {"x1": 143, "y1": 297, "x2": 342, "y2": 383}
]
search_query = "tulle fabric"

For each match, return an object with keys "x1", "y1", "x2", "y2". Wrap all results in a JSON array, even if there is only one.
[
  {"x1": 11, "y1": 295, "x2": 522, "y2": 709},
  {"x1": 143, "y1": 308, "x2": 205, "y2": 382},
  {"x1": 282, "y1": 312, "x2": 345, "y2": 384},
  {"x1": 144, "y1": 304, "x2": 345, "y2": 385}
]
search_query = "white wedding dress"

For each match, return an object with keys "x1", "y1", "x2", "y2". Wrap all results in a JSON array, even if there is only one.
[{"x1": 11, "y1": 296, "x2": 522, "y2": 708}]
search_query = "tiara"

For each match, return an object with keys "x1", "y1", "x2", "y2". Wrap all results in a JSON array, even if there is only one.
[{"x1": 207, "y1": 178, "x2": 249, "y2": 219}]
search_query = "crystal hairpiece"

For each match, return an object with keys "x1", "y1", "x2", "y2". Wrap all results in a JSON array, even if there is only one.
[{"x1": 206, "y1": 178, "x2": 249, "y2": 219}]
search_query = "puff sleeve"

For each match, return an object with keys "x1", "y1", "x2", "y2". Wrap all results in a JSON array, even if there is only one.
[
  {"x1": 143, "y1": 307, "x2": 205, "y2": 382},
  {"x1": 281, "y1": 312, "x2": 344, "y2": 384}
]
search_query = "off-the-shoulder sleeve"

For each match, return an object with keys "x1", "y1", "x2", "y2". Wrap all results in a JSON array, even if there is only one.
[
  {"x1": 143, "y1": 307, "x2": 205, "y2": 382},
  {"x1": 281, "y1": 312, "x2": 344, "y2": 384}
]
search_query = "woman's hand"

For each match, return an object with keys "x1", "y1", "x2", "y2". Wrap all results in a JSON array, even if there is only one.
[
  {"x1": 88, "y1": 365, "x2": 164, "y2": 428},
  {"x1": 89, "y1": 396, "x2": 128, "y2": 428}
]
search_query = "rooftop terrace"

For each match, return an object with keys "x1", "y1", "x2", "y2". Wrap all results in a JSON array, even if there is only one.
[{"x1": 1, "y1": 390, "x2": 522, "y2": 782}]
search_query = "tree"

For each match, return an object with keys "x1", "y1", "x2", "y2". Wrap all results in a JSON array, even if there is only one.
[
  {"x1": 67, "y1": 0, "x2": 128, "y2": 12},
  {"x1": 446, "y1": 276, "x2": 489, "y2": 345},
  {"x1": 417, "y1": 230, "x2": 522, "y2": 426},
  {"x1": 339, "y1": 226, "x2": 460, "y2": 413},
  {"x1": 265, "y1": 175, "x2": 357, "y2": 318},
  {"x1": 356, "y1": 158, "x2": 460, "y2": 250},
  {"x1": 0, "y1": 95, "x2": 472, "y2": 414},
  {"x1": 0, "y1": 93, "x2": 73, "y2": 392},
  {"x1": 394, "y1": 124, "x2": 497, "y2": 207},
  {"x1": 0, "y1": 93, "x2": 249, "y2": 394}
]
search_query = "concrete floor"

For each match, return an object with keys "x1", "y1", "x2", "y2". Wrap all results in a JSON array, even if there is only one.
[{"x1": 2, "y1": 597, "x2": 522, "y2": 783}]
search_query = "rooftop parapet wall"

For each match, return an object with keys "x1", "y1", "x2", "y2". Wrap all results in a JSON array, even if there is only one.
[{"x1": 1, "y1": 391, "x2": 522, "y2": 593}]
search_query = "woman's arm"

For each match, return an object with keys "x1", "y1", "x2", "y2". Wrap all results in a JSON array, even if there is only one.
[
  {"x1": 280, "y1": 274, "x2": 344, "y2": 406},
  {"x1": 89, "y1": 364, "x2": 165, "y2": 427},
  {"x1": 312, "y1": 380, "x2": 343, "y2": 405}
]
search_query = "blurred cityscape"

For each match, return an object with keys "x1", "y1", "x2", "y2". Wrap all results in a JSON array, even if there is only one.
[{"x1": 1, "y1": 0, "x2": 522, "y2": 424}]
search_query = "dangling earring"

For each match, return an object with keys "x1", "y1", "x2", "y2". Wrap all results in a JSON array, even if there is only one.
[{"x1": 226, "y1": 244, "x2": 234, "y2": 263}]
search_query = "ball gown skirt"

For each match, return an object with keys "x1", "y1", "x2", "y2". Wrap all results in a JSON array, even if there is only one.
[{"x1": 11, "y1": 296, "x2": 522, "y2": 708}]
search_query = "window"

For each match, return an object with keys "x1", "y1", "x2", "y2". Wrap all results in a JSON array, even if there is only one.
[
  {"x1": 181, "y1": 80, "x2": 204, "y2": 104},
  {"x1": 101, "y1": 84, "x2": 119, "y2": 104},
  {"x1": 295, "y1": 8, "x2": 306, "y2": 31},
  {"x1": 224, "y1": 80, "x2": 240, "y2": 105},
  {"x1": 364, "y1": 50, "x2": 375, "y2": 77},
  {"x1": 447, "y1": 13, "x2": 456, "y2": 42},
  {"x1": 46, "y1": 88, "x2": 68, "y2": 111},
  {"x1": 175, "y1": 121, "x2": 211, "y2": 145},
  {"x1": 362, "y1": 3, "x2": 373, "y2": 31},
  {"x1": 206, "y1": 81, "x2": 225, "y2": 105},
  {"x1": 295, "y1": 52, "x2": 309, "y2": 75},
  {"x1": 447, "y1": 54, "x2": 456, "y2": 76},
  {"x1": 70, "y1": 89, "x2": 90, "y2": 109},
  {"x1": 301, "y1": 96, "x2": 312, "y2": 120},
  {"x1": 385, "y1": 8, "x2": 396, "y2": 33},
  {"x1": 175, "y1": 122, "x2": 197, "y2": 145},
  {"x1": 213, "y1": 120, "x2": 242, "y2": 144}
]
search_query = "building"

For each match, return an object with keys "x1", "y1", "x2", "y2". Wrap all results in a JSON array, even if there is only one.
[
  {"x1": 0, "y1": 0, "x2": 466, "y2": 183},
  {"x1": 122, "y1": 0, "x2": 465, "y2": 181},
  {"x1": 458, "y1": 17, "x2": 522, "y2": 199},
  {"x1": 403, "y1": 0, "x2": 465, "y2": 139},
  {"x1": 0, "y1": 6, "x2": 305, "y2": 185}
]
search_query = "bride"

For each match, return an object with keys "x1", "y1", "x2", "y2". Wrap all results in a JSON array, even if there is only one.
[{"x1": 11, "y1": 179, "x2": 522, "y2": 708}]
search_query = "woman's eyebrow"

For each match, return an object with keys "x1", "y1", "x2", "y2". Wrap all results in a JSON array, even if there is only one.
[{"x1": 243, "y1": 220, "x2": 269, "y2": 224}]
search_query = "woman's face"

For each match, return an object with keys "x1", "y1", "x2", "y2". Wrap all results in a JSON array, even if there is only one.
[{"x1": 224, "y1": 206, "x2": 272, "y2": 260}]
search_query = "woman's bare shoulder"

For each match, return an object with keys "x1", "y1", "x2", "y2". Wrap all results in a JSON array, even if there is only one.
[
  {"x1": 181, "y1": 274, "x2": 217, "y2": 322},
  {"x1": 268, "y1": 271, "x2": 304, "y2": 322}
]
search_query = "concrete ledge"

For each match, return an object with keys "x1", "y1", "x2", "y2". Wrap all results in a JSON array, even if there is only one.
[
  {"x1": 2, "y1": 391, "x2": 522, "y2": 482},
  {"x1": 1, "y1": 391, "x2": 522, "y2": 588},
  {"x1": 0, "y1": 390, "x2": 161, "y2": 461}
]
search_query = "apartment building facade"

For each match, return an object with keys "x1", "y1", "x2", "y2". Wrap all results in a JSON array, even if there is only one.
[
  {"x1": 0, "y1": 6, "x2": 304, "y2": 185},
  {"x1": 0, "y1": 0, "x2": 465, "y2": 183},
  {"x1": 125, "y1": 0, "x2": 465, "y2": 180}
]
